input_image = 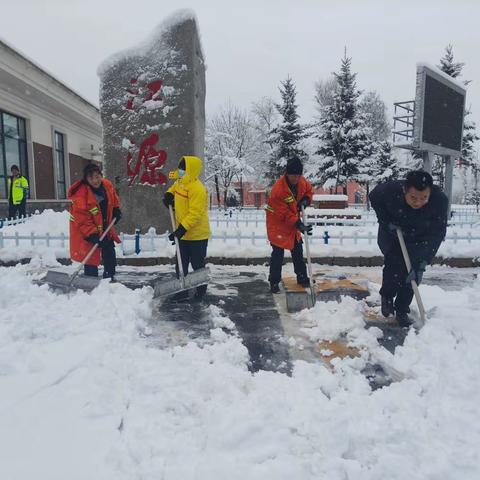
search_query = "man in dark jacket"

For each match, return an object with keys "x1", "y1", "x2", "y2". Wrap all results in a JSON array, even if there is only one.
[{"x1": 369, "y1": 170, "x2": 448, "y2": 327}]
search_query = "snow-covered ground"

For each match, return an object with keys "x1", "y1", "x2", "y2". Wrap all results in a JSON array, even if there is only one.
[
  {"x1": 1, "y1": 210, "x2": 480, "y2": 261},
  {"x1": 0, "y1": 262, "x2": 479, "y2": 479}
]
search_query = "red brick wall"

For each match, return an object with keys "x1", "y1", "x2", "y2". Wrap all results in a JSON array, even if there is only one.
[
  {"x1": 314, "y1": 181, "x2": 366, "y2": 204},
  {"x1": 209, "y1": 181, "x2": 267, "y2": 208},
  {"x1": 316, "y1": 200, "x2": 348, "y2": 209},
  {"x1": 33, "y1": 142, "x2": 55, "y2": 199}
]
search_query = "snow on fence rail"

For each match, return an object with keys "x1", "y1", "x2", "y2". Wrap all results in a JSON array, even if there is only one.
[{"x1": 2, "y1": 230, "x2": 480, "y2": 255}]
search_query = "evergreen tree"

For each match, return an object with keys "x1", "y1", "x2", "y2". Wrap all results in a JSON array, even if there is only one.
[
  {"x1": 437, "y1": 44, "x2": 479, "y2": 168},
  {"x1": 265, "y1": 77, "x2": 309, "y2": 185},
  {"x1": 461, "y1": 110, "x2": 479, "y2": 167},
  {"x1": 358, "y1": 91, "x2": 391, "y2": 142},
  {"x1": 313, "y1": 54, "x2": 373, "y2": 192},
  {"x1": 438, "y1": 44, "x2": 465, "y2": 79},
  {"x1": 367, "y1": 141, "x2": 401, "y2": 182}
]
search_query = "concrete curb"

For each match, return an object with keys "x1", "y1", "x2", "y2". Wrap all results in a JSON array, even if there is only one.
[{"x1": 1, "y1": 256, "x2": 479, "y2": 268}]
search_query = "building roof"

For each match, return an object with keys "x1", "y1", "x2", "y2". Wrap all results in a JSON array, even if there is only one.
[{"x1": 0, "y1": 37, "x2": 99, "y2": 113}]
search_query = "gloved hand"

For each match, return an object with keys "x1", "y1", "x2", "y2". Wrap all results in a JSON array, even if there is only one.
[
  {"x1": 163, "y1": 192, "x2": 175, "y2": 208},
  {"x1": 112, "y1": 207, "x2": 122, "y2": 224},
  {"x1": 387, "y1": 222, "x2": 400, "y2": 232},
  {"x1": 296, "y1": 220, "x2": 313, "y2": 236},
  {"x1": 168, "y1": 224, "x2": 187, "y2": 244},
  {"x1": 297, "y1": 195, "x2": 310, "y2": 211},
  {"x1": 405, "y1": 260, "x2": 428, "y2": 285},
  {"x1": 86, "y1": 233, "x2": 101, "y2": 245}
]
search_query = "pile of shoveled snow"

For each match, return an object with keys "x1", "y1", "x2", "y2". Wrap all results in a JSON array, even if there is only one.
[{"x1": 0, "y1": 263, "x2": 479, "y2": 479}]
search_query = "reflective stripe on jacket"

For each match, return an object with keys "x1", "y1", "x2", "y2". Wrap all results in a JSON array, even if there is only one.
[
  {"x1": 167, "y1": 156, "x2": 210, "y2": 241},
  {"x1": 266, "y1": 175, "x2": 313, "y2": 250},
  {"x1": 8, "y1": 176, "x2": 28, "y2": 205},
  {"x1": 68, "y1": 178, "x2": 121, "y2": 266}
]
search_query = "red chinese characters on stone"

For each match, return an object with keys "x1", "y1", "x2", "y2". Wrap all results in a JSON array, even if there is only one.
[
  {"x1": 127, "y1": 133, "x2": 168, "y2": 186},
  {"x1": 125, "y1": 78, "x2": 163, "y2": 111}
]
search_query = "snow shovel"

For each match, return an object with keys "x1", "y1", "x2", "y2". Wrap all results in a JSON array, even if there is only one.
[
  {"x1": 43, "y1": 218, "x2": 117, "y2": 292},
  {"x1": 396, "y1": 228, "x2": 427, "y2": 326},
  {"x1": 152, "y1": 205, "x2": 210, "y2": 298},
  {"x1": 301, "y1": 205, "x2": 316, "y2": 308}
]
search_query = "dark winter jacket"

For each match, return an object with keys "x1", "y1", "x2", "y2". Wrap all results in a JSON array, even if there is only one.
[{"x1": 369, "y1": 180, "x2": 448, "y2": 266}]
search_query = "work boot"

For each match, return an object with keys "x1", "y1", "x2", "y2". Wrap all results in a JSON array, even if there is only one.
[
  {"x1": 381, "y1": 295, "x2": 394, "y2": 317},
  {"x1": 396, "y1": 311, "x2": 414, "y2": 328},
  {"x1": 270, "y1": 282, "x2": 280, "y2": 294},
  {"x1": 297, "y1": 276, "x2": 310, "y2": 288}
]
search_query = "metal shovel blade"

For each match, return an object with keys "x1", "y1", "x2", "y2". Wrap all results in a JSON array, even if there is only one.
[
  {"x1": 42, "y1": 269, "x2": 102, "y2": 292},
  {"x1": 153, "y1": 267, "x2": 210, "y2": 298}
]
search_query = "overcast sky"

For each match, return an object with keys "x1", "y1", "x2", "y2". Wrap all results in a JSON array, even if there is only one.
[{"x1": 1, "y1": 0, "x2": 479, "y2": 129}]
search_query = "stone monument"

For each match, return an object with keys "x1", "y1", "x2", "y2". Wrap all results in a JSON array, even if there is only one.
[{"x1": 98, "y1": 9, "x2": 205, "y2": 233}]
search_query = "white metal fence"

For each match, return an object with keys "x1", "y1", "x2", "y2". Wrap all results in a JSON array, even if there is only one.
[{"x1": 210, "y1": 212, "x2": 480, "y2": 228}]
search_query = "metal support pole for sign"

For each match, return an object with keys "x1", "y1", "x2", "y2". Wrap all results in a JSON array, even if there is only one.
[
  {"x1": 444, "y1": 155, "x2": 454, "y2": 218},
  {"x1": 422, "y1": 151, "x2": 433, "y2": 174}
]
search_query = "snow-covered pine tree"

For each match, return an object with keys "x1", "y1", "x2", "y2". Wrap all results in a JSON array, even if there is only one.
[
  {"x1": 370, "y1": 141, "x2": 401, "y2": 182},
  {"x1": 464, "y1": 151, "x2": 480, "y2": 210},
  {"x1": 265, "y1": 77, "x2": 309, "y2": 186},
  {"x1": 358, "y1": 91, "x2": 391, "y2": 142},
  {"x1": 438, "y1": 44, "x2": 465, "y2": 79},
  {"x1": 437, "y1": 45, "x2": 479, "y2": 189},
  {"x1": 314, "y1": 53, "x2": 373, "y2": 192}
]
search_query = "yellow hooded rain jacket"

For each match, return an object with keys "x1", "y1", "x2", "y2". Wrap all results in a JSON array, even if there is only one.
[{"x1": 167, "y1": 156, "x2": 210, "y2": 241}]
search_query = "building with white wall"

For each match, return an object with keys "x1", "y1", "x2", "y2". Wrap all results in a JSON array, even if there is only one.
[{"x1": 0, "y1": 38, "x2": 102, "y2": 215}]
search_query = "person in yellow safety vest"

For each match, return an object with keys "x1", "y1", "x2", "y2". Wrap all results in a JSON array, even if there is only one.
[
  {"x1": 162, "y1": 156, "x2": 210, "y2": 301},
  {"x1": 8, "y1": 165, "x2": 29, "y2": 220}
]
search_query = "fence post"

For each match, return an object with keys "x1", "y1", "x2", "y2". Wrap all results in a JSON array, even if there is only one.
[
  {"x1": 60, "y1": 232, "x2": 65, "y2": 249},
  {"x1": 468, "y1": 231, "x2": 472, "y2": 244},
  {"x1": 368, "y1": 231, "x2": 373, "y2": 245},
  {"x1": 45, "y1": 232, "x2": 50, "y2": 247},
  {"x1": 353, "y1": 231, "x2": 358, "y2": 244},
  {"x1": 15, "y1": 231, "x2": 19, "y2": 247},
  {"x1": 453, "y1": 232, "x2": 458, "y2": 244},
  {"x1": 339, "y1": 231, "x2": 344, "y2": 245},
  {"x1": 30, "y1": 232, "x2": 35, "y2": 246},
  {"x1": 223, "y1": 231, "x2": 227, "y2": 243},
  {"x1": 251, "y1": 231, "x2": 255, "y2": 245},
  {"x1": 323, "y1": 230, "x2": 329, "y2": 245},
  {"x1": 135, "y1": 229, "x2": 141, "y2": 254},
  {"x1": 0, "y1": 232, "x2": 3, "y2": 248}
]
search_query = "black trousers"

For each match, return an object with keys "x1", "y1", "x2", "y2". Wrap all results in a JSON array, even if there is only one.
[
  {"x1": 175, "y1": 239, "x2": 208, "y2": 294},
  {"x1": 269, "y1": 240, "x2": 308, "y2": 284},
  {"x1": 8, "y1": 201, "x2": 26, "y2": 220},
  {"x1": 380, "y1": 246, "x2": 414, "y2": 313},
  {"x1": 84, "y1": 238, "x2": 117, "y2": 278}
]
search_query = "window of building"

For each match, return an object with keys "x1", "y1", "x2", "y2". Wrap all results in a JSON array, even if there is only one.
[
  {"x1": 54, "y1": 131, "x2": 66, "y2": 199},
  {"x1": 0, "y1": 110, "x2": 28, "y2": 200}
]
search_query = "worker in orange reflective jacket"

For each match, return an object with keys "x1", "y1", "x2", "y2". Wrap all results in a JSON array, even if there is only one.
[
  {"x1": 266, "y1": 158, "x2": 313, "y2": 293},
  {"x1": 68, "y1": 163, "x2": 122, "y2": 279}
]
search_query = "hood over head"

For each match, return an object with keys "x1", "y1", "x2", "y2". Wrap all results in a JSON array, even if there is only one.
[{"x1": 169, "y1": 156, "x2": 203, "y2": 183}]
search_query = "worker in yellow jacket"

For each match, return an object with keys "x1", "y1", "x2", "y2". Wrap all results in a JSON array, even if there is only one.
[
  {"x1": 8, "y1": 165, "x2": 29, "y2": 219},
  {"x1": 163, "y1": 156, "x2": 210, "y2": 300}
]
